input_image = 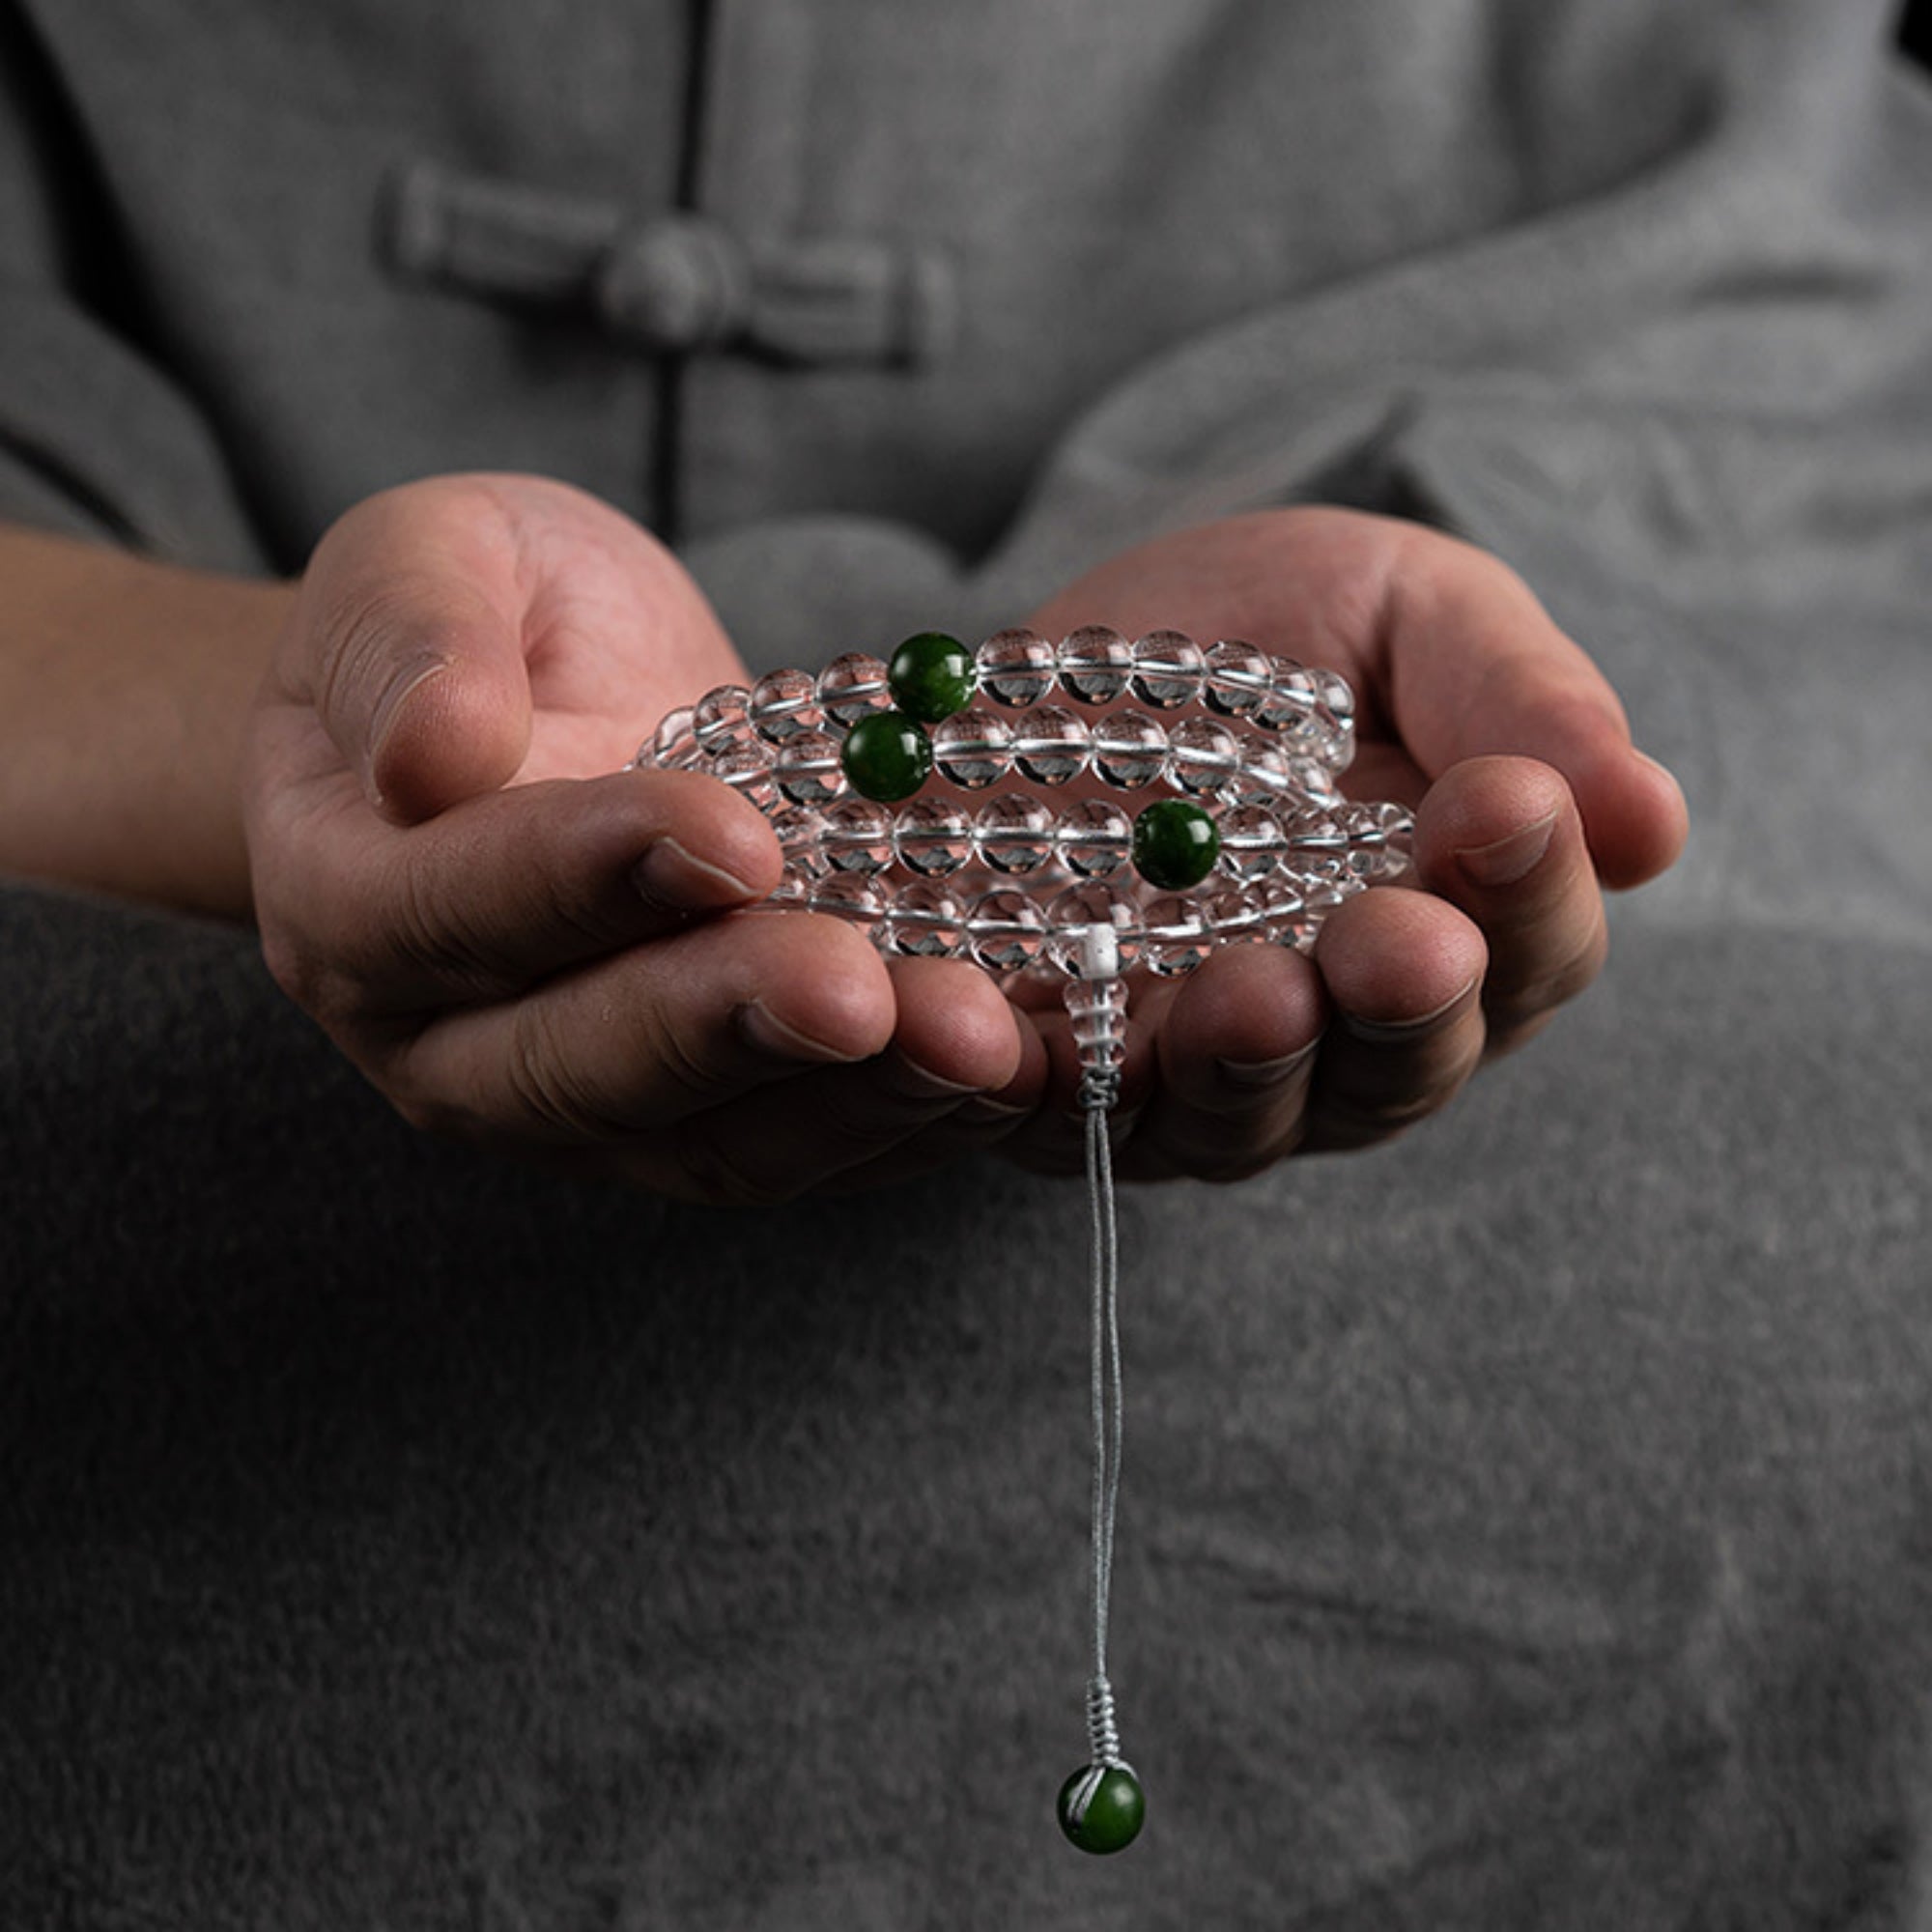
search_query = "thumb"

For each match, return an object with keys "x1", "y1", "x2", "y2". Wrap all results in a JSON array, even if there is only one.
[{"x1": 287, "y1": 483, "x2": 535, "y2": 822}]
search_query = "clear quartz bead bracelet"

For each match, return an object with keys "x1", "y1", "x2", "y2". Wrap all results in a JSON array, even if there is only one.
[{"x1": 632, "y1": 626, "x2": 1415, "y2": 1854}]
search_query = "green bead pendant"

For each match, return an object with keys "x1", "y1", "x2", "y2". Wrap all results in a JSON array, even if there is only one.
[
  {"x1": 1131, "y1": 798, "x2": 1220, "y2": 890},
  {"x1": 1057, "y1": 1763, "x2": 1145, "y2": 1855},
  {"x1": 840, "y1": 708, "x2": 933, "y2": 802},
  {"x1": 887, "y1": 631, "x2": 978, "y2": 724}
]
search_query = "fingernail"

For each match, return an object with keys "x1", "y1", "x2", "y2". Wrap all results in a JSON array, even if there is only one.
[
  {"x1": 735, "y1": 1000, "x2": 863, "y2": 1065},
  {"x1": 634, "y1": 838, "x2": 763, "y2": 912},
  {"x1": 1455, "y1": 810, "x2": 1558, "y2": 888},
  {"x1": 1341, "y1": 977, "x2": 1481, "y2": 1043},
  {"x1": 1215, "y1": 1041, "x2": 1320, "y2": 1089}
]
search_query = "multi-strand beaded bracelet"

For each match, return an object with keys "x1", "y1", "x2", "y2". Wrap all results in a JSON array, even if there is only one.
[{"x1": 633, "y1": 626, "x2": 1414, "y2": 1854}]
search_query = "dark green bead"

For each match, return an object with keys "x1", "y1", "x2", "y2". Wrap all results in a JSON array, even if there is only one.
[
  {"x1": 1131, "y1": 798, "x2": 1220, "y2": 890},
  {"x1": 887, "y1": 631, "x2": 977, "y2": 724},
  {"x1": 1057, "y1": 1763, "x2": 1145, "y2": 1855},
  {"x1": 840, "y1": 708, "x2": 933, "y2": 802}
]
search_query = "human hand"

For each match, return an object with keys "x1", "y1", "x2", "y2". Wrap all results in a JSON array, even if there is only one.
[
  {"x1": 243, "y1": 474, "x2": 1027, "y2": 1203},
  {"x1": 994, "y1": 508, "x2": 1689, "y2": 1179}
]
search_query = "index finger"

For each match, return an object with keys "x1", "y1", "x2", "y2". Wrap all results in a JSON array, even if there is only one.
[{"x1": 1367, "y1": 523, "x2": 1688, "y2": 890}]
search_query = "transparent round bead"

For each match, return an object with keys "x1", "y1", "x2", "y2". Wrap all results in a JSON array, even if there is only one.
[
  {"x1": 819, "y1": 797, "x2": 895, "y2": 874},
  {"x1": 772, "y1": 727, "x2": 848, "y2": 807},
  {"x1": 1129, "y1": 629, "x2": 1205, "y2": 709},
  {"x1": 1297, "y1": 877, "x2": 1352, "y2": 949},
  {"x1": 1044, "y1": 883, "x2": 1143, "y2": 974},
  {"x1": 893, "y1": 797, "x2": 975, "y2": 875},
  {"x1": 648, "y1": 704, "x2": 697, "y2": 767},
  {"x1": 931, "y1": 707, "x2": 1015, "y2": 788},
  {"x1": 967, "y1": 887, "x2": 1048, "y2": 971},
  {"x1": 1224, "y1": 734, "x2": 1293, "y2": 806},
  {"x1": 1140, "y1": 895, "x2": 1211, "y2": 977},
  {"x1": 1011, "y1": 705, "x2": 1092, "y2": 785},
  {"x1": 1056, "y1": 797, "x2": 1133, "y2": 878},
  {"x1": 816, "y1": 652, "x2": 892, "y2": 726},
  {"x1": 764, "y1": 871, "x2": 810, "y2": 909},
  {"x1": 1253, "y1": 658, "x2": 1320, "y2": 738},
  {"x1": 1216, "y1": 803, "x2": 1284, "y2": 881},
  {"x1": 1285, "y1": 753, "x2": 1345, "y2": 805},
  {"x1": 1257, "y1": 876, "x2": 1312, "y2": 950},
  {"x1": 1200, "y1": 884, "x2": 1264, "y2": 945},
  {"x1": 976, "y1": 627, "x2": 1057, "y2": 708},
  {"x1": 1282, "y1": 807, "x2": 1349, "y2": 877},
  {"x1": 1056, "y1": 625, "x2": 1133, "y2": 704},
  {"x1": 1166, "y1": 715, "x2": 1243, "y2": 795},
  {"x1": 807, "y1": 873, "x2": 886, "y2": 924},
  {"x1": 749, "y1": 667, "x2": 825, "y2": 744},
  {"x1": 711, "y1": 741, "x2": 777, "y2": 811},
  {"x1": 1092, "y1": 709, "x2": 1169, "y2": 789},
  {"x1": 1314, "y1": 666, "x2": 1357, "y2": 726},
  {"x1": 692, "y1": 683, "x2": 753, "y2": 752},
  {"x1": 882, "y1": 878, "x2": 966, "y2": 958},
  {"x1": 974, "y1": 792, "x2": 1056, "y2": 875},
  {"x1": 1202, "y1": 640, "x2": 1272, "y2": 719},
  {"x1": 1333, "y1": 800, "x2": 1415, "y2": 883},
  {"x1": 769, "y1": 805, "x2": 830, "y2": 877}
]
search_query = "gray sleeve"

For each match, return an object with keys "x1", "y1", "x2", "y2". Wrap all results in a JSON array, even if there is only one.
[{"x1": 0, "y1": 8, "x2": 262, "y2": 567}]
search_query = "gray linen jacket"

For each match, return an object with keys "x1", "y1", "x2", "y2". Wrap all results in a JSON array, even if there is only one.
[{"x1": 4, "y1": 3, "x2": 1931, "y2": 1925}]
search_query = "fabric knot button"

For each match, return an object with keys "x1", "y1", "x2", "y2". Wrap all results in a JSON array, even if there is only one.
[{"x1": 595, "y1": 216, "x2": 751, "y2": 352}]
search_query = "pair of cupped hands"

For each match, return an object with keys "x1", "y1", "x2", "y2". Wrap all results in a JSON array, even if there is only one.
[{"x1": 243, "y1": 473, "x2": 1687, "y2": 1203}]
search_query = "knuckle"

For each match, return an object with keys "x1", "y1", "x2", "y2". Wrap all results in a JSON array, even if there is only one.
[{"x1": 501, "y1": 1003, "x2": 626, "y2": 1142}]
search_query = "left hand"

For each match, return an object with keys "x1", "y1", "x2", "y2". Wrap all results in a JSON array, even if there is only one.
[{"x1": 970, "y1": 508, "x2": 1689, "y2": 1181}]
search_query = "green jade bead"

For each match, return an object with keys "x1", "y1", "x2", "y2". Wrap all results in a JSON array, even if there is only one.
[
  {"x1": 1131, "y1": 797, "x2": 1220, "y2": 891},
  {"x1": 840, "y1": 707, "x2": 934, "y2": 803},
  {"x1": 1057, "y1": 1763, "x2": 1146, "y2": 1855},
  {"x1": 886, "y1": 631, "x2": 977, "y2": 724}
]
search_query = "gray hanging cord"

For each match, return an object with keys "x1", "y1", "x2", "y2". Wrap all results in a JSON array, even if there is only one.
[{"x1": 1066, "y1": 923, "x2": 1129, "y2": 1804}]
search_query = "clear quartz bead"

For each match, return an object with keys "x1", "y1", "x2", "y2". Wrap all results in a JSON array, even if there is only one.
[
  {"x1": 712, "y1": 741, "x2": 777, "y2": 810},
  {"x1": 765, "y1": 871, "x2": 810, "y2": 909},
  {"x1": 1044, "y1": 883, "x2": 1143, "y2": 974},
  {"x1": 770, "y1": 805, "x2": 830, "y2": 876},
  {"x1": 976, "y1": 627, "x2": 1057, "y2": 707},
  {"x1": 1254, "y1": 658, "x2": 1320, "y2": 738},
  {"x1": 1141, "y1": 894, "x2": 1211, "y2": 977},
  {"x1": 647, "y1": 704, "x2": 697, "y2": 767},
  {"x1": 893, "y1": 797, "x2": 975, "y2": 875},
  {"x1": 974, "y1": 792, "x2": 1056, "y2": 874},
  {"x1": 882, "y1": 878, "x2": 966, "y2": 957},
  {"x1": 1283, "y1": 806, "x2": 1349, "y2": 878},
  {"x1": 1314, "y1": 666, "x2": 1357, "y2": 726},
  {"x1": 1200, "y1": 884, "x2": 1264, "y2": 944},
  {"x1": 1092, "y1": 709, "x2": 1169, "y2": 789},
  {"x1": 817, "y1": 652, "x2": 892, "y2": 726},
  {"x1": 749, "y1": 667, "x2": 825, "y2": 743},
  {"x1": 1056, "y1": 797, "x2": 1133, "y2": 878},
  {"x1": 1167, "y1": 715, "x2": 1242, "y2": 795},
  {"x1": 931, "y1": 707, "x2": 1015, "y2": 788},
  {"x1": 1257, "y1": 876, "x2": 1311, "y2": 950},
  {"x1": 1333, "y1": 800, "x2": 1414, "y2": 883},
  {"x1": 819, "y1": 797, "x2": 895, "y2": 874},
  {"x1": 1056, "y1": 625, "x2": 1133, "y2": 703},
  {"x1": 772, "y1": 727, "x2": 848, "y2": 807},
  {"x1": 967, "y1": 887, "x2": 1048, "y2": 971},
  {"x1": 693, "y1": 683, "x2": 753, "y2": 751},
  {"x1": 1203, "y1": 641, "x2": 1272, "y2": 718},
  {"x1": 807, "y1": 872, "x2": 886, "y2": 925},
  {"x1": 1129, "y1": 630, "x2": 1206, "y2": 709},
  {"x1": 1011, "y1": 705, "x2": 1092, "y2": 785},
  {"x1": 1216, "y1": 803, "x2": 1284, "y2": 881},
  {"x1": 1224, "y1": 733, "x2": 1292, "y2": 805}
]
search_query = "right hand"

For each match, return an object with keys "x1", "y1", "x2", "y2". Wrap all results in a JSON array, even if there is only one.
[{"x1": 242, "y1": 474, "x2": 1035, "y2": 1203}]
